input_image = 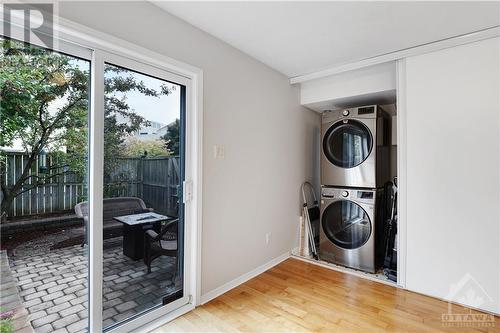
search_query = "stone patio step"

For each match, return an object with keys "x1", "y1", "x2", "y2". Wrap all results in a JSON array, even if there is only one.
[{"x1": 0, "y1": 251, "x2": 35, "y2": 333}]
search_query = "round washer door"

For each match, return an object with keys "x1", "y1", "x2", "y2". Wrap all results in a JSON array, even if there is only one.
[
  {"x1": 323, "y1": 119, "x2": 373, "y2": 168},
  {"x1": 322, "y1": 200, "x2": 371, "y2": 250}
]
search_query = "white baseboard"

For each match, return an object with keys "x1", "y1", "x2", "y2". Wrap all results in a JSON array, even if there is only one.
[{"x1": 199, "y1": 252, "x2": 291, "y2": 305}]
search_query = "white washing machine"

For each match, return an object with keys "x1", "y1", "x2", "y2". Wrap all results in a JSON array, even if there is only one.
[
  {"x1": 321, "y1": 105, "x2": 391, "y2": 188},
  {"x1": 319, "y1": 187, "x2": 384, "y2": 273}
]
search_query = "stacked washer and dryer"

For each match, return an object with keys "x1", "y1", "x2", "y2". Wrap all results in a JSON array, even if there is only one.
[{"x1": 319, "y1": 105, "x2": 391, "y2": 273}]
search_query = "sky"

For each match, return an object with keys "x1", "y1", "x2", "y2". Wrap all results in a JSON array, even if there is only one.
[
  {"x1": 109, "y1": 66, "x2": 181, "y2": 127},
  {"x1": 4, "y1": 58, "x2": 181, "y2": 151}
]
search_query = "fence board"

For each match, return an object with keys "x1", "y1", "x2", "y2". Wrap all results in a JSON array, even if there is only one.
[{"x1": 1, "y1": 153, "x2": 180, "y2": 218}]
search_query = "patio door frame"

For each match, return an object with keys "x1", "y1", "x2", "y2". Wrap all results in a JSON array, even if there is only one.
[
  {"x1": 2, "y1": 9, "x2": 204, "y2": 333},
  {"x1": 92, "y1": 50, "x2": 193, "y2": 333}
]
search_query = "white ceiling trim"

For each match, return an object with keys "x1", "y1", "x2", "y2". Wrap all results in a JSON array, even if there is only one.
[{"x1": 290, "y1": 26, "x2": 500, "y2": 84}]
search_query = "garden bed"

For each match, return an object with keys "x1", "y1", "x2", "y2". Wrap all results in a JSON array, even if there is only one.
[{"x1": 1, "y1": 213, "x2": 82, "y2": 237}]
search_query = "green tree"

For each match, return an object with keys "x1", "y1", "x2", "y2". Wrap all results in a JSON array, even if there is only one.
[
  {"x1": 1, "y1": 39, "x2": 89, "y2": 219},
  {"x1": 0, "y1": 38, "x2": 173, "y2": 220},
  {"x1": 161, "y1": 119, "x2": 180, "y2": 156},
  {"x1": 123, "y1": 138, "x2": 171, "y2": 157}
]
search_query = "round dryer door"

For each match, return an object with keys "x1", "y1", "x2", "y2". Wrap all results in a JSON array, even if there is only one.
[
  {"x1": 323, "y1": 119, "x2": 373, "y2": 168},
  {"x1": 322, "y1": 200, "x2": 371, "y2": 250}
]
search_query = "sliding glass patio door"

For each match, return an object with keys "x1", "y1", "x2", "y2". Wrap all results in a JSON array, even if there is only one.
[
  {"x1": 2, "y1": 24, "x2": 192, "y2": 332},
  {"x1": 98, "y1": 56, "x2": 187, "y2": 331}
]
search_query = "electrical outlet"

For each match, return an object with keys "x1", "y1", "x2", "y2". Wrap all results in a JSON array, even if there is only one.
[{"x1": 265, "y1": 232, "x2": 272, "y2": 245}]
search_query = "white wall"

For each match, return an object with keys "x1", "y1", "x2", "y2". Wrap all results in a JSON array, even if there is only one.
[
  {"x1": 404, "y1": 38, "x2": 500, "y2": 314},
  {"x1": 300, "y1": 62, "x2": 396, "y2": 111},
  {"x1": 57, "y1": 1, "x2": 320, "y2": 296}
]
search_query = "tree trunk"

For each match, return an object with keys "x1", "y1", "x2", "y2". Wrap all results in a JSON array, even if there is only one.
[
  {"x1": 0, "y1": 150, "x2": 39, "y2": 221},
  {"x1": 1, "y1": 192, "x2": 13, "y2": 222}
]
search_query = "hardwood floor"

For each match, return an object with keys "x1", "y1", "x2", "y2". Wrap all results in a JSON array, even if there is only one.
[{"x1": 154, "y1": 258, "x2": 499, "y2": 333}]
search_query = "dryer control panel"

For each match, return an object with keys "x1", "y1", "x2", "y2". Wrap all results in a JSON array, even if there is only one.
[
  {"x1": 321, "y1": 187, "x2": 376, "y2": 204},
  {"x1": 322, "y1": 104, "x2": 381, "y2": 123}
]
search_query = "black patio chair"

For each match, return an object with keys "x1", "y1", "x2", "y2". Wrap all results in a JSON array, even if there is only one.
[{"x1": 144, "y1": 219, "x2": 178, "y2": 275}]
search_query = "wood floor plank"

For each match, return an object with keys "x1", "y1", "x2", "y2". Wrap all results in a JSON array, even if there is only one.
[{"x1": 154, "y1": 258, "x2": 500, "y2": 333}]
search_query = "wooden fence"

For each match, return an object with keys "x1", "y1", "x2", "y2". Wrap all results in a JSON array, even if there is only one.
[
  {"x1": 1, "y1": 152, "x2": 180, "y2": 218},
  {"x1": 104, "y1": 157, "x2": 181, "y2": 217}
]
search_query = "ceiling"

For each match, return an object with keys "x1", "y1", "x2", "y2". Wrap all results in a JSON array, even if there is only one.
[{"x1": 154, "y1": 1, "x2": 500, "y2": 78}]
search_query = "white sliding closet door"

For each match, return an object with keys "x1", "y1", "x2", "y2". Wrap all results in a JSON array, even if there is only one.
[{"x1": 404, "y1": 37, "x2": 500, "y2": 314}]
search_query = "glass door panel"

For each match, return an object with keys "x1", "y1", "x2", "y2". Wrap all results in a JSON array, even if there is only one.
[
  {"x1": 323, "y1": 120, "x2": 373, "y2": 168},
  {"x1": 322, "y1": 200, "x2": 371, "y2": 249},
  {"x1": 101, "y1": 63, "x2": 184, "y2": 330},
  {"x1": 1, "y1": 37, "x2": 90, "y2": 333}
]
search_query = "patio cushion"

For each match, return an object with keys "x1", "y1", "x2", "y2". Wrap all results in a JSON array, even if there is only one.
[
  {"x1": 102, "y1": 220, "x2": 124, "y2": 229},
  {"x1": 159, "y1": 240, "x2": 177, "y2": 251}
]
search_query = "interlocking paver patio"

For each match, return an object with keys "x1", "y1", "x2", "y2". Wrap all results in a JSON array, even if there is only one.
[{"x1": 8, "y1": 236, "x2": 178, "y2": 332}]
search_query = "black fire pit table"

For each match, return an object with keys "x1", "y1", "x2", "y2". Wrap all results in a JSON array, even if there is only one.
[{"x1": 113, "y1": 212, "x2": 173, "y2": 260}]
